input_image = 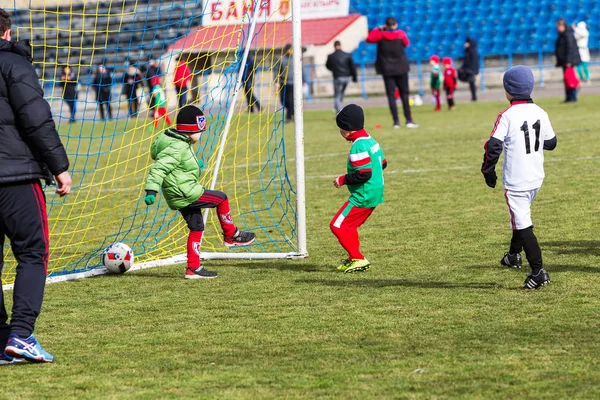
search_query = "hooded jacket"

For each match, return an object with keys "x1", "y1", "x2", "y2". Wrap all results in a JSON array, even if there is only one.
[
  {"x1": 144, "y1": 129, "x2": 205, "y2": 210},
  {"x1": 366, "y1": 27, "x2": 410, "y2": 76},
  {"x1": 462, "y1": 37, "x2": 479, "y2": 75},
  {"x1": 555, "y1": 27, "x2": 582, "y2": 67},
  {"x1": 0, "y1": 39, "x2": 69, "y2": 185}
]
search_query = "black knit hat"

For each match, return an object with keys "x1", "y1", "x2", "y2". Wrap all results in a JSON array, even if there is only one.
[
  {"x1": 175, "y1": 105, "x2": 207, "y2": 134},
  {"x1": 336, "y1": 104, "x2": 364, "y2": 131}
]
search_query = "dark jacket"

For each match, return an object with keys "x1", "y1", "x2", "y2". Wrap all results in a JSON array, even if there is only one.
[
  {"x1": 60, "y1": 70, "x2": 78, "y2": 100},
  {"x1": 555, "y1": 27, "x2": 582, "y2": 67},
  {"x1": 145, "y1": 64, "x2": 162, "y2": 89},
  {"x1": 0, "y1": 39, "x2": 69, "y2": 184},
  {"x1": 92, "y1": 70, "x2": 113, "y2": 102},
  {"x1": 462, "y1": 37, "x2": 479, "y2": 75},
  {"x1": 122, "y1": 71, "x2": 142, "y2": 98},
  {"x1": 326, "y1": 49, "x2": 357, "y2": 81},
  {"x1": 366, "y1": 27, "x2": 410, "y2": 76}
]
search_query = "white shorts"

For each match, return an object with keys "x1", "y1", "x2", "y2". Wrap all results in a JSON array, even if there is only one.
[{"x1": 504, "y1": 189, "x2": 539, "y2": 230}]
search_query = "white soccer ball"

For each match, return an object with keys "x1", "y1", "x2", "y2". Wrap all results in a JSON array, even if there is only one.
[
  {"x1": 412, "y1": 95, "x2": 424, "y2": 107},
  {"x1": 102, "y1": 242, "x2": 134, "y2": 274}
]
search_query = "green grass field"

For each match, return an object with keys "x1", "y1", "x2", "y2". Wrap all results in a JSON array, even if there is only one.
[{"x1": 2, "y1": 96, "x2": 600, "y2": 399}]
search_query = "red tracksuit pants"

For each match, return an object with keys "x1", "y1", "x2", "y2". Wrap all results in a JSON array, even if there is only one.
[
  {"x1": 179, "y1": 190, "x2": 237, "y2": 269},
  {"x1": 330, "y1": 201, "x2": 375, "y2": 260}
]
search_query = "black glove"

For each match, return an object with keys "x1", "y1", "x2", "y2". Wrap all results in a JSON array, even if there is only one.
[{"x1": 483, "y1": 171, "x2": 497, "y2": 188}]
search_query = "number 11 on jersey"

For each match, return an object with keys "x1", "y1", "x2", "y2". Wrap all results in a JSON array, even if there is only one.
[{"x1": 520, "y1": 120, "x2": 541, "y2": 154}]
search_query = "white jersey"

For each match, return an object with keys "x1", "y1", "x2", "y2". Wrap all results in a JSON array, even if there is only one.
[{"x1": 490, "y1": 101, "x2": 556, "y2": 191}]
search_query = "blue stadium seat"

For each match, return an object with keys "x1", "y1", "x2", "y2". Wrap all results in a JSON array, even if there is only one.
[{"x1": 352, "y1": 0, "x2": 597, "y2": 59}]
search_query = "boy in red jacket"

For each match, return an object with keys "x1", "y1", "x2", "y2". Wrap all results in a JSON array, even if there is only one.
[{"x1": 443, "y1": 57, "x2": 457, "y2": 110}]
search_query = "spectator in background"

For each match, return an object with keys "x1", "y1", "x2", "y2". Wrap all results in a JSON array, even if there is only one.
[
  {"x1": 92, "y1": 64, "x2": 113, "y2": 120},
  {"x1": 242, "y1": 50, "x2": 261, "y2": 113},
  {"x1": 555, "y1": 19, "x2": 581, "y2": 103},
  {"x1": 326, "y1": 40, "x2": 357, "y2": 113},
  {"x1": 460, "y1": 37, "x2": 479, "y2": 101},
  {"x1": 275, "y1": 44, "x2": 294, "y2": 122},
  {"x1": 145, "y1": 59, "x2": 162, "y2": 111},
  {"x1": 366, "y1": 17, "x2": 418, "y2": 129},
  {"x1": 122, "y1": 65, "x2": 142, "y2": 117},
  {"x1": 59, "y1": 65, "x2": 78, "y2": 123},
  {"x1": 173, "y1": 58, "x2": 192, "y2": 108},
  {"x1": 573, "y1": 21, "x2": 591, "y2": 84}
]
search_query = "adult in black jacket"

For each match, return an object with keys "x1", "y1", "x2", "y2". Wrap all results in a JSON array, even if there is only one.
[
  {"x1": 92, "y1": 64, "x2": 113, "y2": 119},
  {"x1": 326, "y1": 40, "x2": 357, "y2": 113},
  {"x1": 555, "y1": 19, "x2": 581, "y2": 103},
  {"x1": 0, "y1": 9, "x2": 71, "y2": 364},
  {"x1": 241, "y1": 51, "x2": 261, "y2": 113},
  {"x1": 122, "y1": 65, "x2": 142, "y2": 117},
  {"x1": 59, "y1": 66, "x2": 77, "y2": 122},
  {"x1": 461, "y1": 37, "x2": 479, "y2": 101},
  {"x1": 366, "y1": 17, "x2": 417, "y2": 128}
]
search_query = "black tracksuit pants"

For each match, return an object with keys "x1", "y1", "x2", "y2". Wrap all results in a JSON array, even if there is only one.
[
  {"x1": 0, "y1": 180, "x2": 49, "y2": 346},
  {"x1": 383, "y1": 74, "x2": 413, "y2": 125}
]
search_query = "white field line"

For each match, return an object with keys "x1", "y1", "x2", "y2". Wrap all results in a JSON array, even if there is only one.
[{"x1": 70, "y1": 155, "x2": 599, "y2": 193}]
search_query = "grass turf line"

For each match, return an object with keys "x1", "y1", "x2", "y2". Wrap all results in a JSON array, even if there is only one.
[{"x1": 1, "y1": 97, "x2": 600, "y2": 399}]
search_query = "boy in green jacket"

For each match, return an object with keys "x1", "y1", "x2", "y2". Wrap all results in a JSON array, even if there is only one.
[
  {"x1": 144, "y1": 106, "x2": 256, "y2": 279},
  {"x1": 331, "y1": 104, "x2": 386, "y2": 273}
]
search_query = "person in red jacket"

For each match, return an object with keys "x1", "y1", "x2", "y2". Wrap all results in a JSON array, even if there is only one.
[
  {"x1": 173, "y1": 58, "x2": 193, "y2": 108},
  {"x1": 442, "y1": 57, "x2": 457, "y2": 111},
  {"x1": 366, "y1": 17, "x2": 418, "y2": 129}
]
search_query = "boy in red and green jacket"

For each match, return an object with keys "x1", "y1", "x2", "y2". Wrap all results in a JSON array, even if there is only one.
[
  {"x1": 143, "y1": 106, "x2": 255, "y2": 279},
  {"x1": 331, "y1": 104, "x2": 386, "y2": 273}
]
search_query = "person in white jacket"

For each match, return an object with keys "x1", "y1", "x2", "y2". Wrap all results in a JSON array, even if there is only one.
[{"x1": 573, "y1": 21, "x2": 591, "y2": 83}]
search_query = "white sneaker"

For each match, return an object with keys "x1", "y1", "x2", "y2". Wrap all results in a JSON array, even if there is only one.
[
  {"x1": 393, "y1": 124, "x2": 401, "y2": 129},
  {"x1": 406, "y1": 122, "x2": 419, "y2": 128}
]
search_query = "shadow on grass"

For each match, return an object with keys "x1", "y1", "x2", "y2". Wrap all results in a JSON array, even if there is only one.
[
  {"x1": 465, "y1": 264, "x2": 600, "y2": 273},
  {"x1": 544, "y1": 240, "x2": 600, "y2": 256},
  {"x1": 296, "y1": 278, "x2": 505, "y2": 290},
  {"x1": 225, "y1": 262, "x2": 324, "y2": 273}
]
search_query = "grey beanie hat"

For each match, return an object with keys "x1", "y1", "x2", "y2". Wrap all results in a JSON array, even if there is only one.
[{"x1": 503, "y1": 66, "x2": 535, "y2": 97}]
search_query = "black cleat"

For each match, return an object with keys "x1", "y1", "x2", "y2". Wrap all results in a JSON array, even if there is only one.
[
  {"x1": 185, "y1": 267, "x2": 218, "y2": 279},
  {"x1": 523, "y1": 269, "x2": 550, "y2": 289},
  {"x1": 501, "y1": 252, "x2": 523, "y2": 269},
  {"x1": 224, "y1": 230, "x2": 256, "y2": 247}
]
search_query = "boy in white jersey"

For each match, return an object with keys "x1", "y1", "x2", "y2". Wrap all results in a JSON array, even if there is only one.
[{"x1": 481, "y1": 66, "x2": 557, "y2": 289}]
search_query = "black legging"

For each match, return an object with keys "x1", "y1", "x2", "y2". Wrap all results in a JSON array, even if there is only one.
[
  {"x1": 279, "y1": 83, "x2": 294, "y2": 121},
  {"x1": 98, "y1": 101, "x2": 113, "y2": 120},
  {"x1": 469, "y1": 76, "x2": 477, "y2": 101},
  {"x1": 244, "y1": 80, "x2": 260, "y2": 112},
  {"x1": 127, "y1": 98, "x2": 139, "y2": 116},
  {"x1": 64, "y1": 98, "x2": 76, "y2": 120},
  {"x1": 383, "y1": 74, "x2": 413, "y2": 125}
]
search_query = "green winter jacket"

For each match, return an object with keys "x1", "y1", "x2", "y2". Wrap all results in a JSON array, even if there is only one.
[{"x1": 144, "y1": 129, "x2": 204, "y2": 210}]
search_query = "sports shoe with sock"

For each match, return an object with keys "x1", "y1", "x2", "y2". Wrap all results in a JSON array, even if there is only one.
[
  {"x1": 405, "y1": 122, "x2": 419, "y2": 128},
  {"x1": 4, "y1": 334, "x2": 54, "y2": 363},
  {"x1": 500, "y1": 252, "x2": 523, "y2": 269},
  {"x1": 224, "y1": 229, "x2": 256, "y2": 247},
  {"x1": 342, "y1": 258, "x2": 371, "y2": 273},
  {"x1": 185, "y1": 266, "x2": 218, "y2": 279},
  {"x1": 523, "y1": 268, "x2": 550, "y2": 289}
]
